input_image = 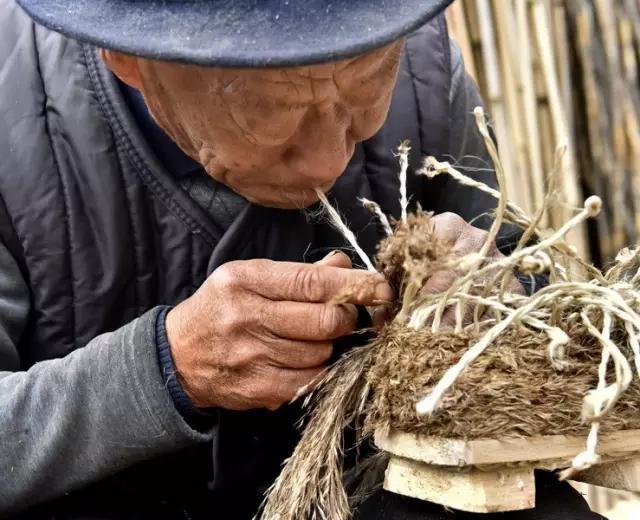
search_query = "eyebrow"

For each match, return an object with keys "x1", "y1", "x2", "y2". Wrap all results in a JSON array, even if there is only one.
[{"x1": 237, "y1": 48, "x2": 400, "y2": 108}]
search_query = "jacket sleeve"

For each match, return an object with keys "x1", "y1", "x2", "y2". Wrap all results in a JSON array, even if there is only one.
[{"x1": 0, "y1": 240, "x2": 212, "y2": 515}]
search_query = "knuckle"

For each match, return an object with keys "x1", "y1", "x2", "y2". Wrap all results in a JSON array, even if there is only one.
[
  {"x1": 248, "y1": 258, "x2": 276, "y2": 272},
  {"x1": 469, "y1": 227, "x2": 489, "y2": 245},
  {"x1": 268, "y1": 342, "x2": 295, "y2": 368},
  {"x1": 457, "y1": 228, "x2": 488, "y2": 253},
  {"x1": 214, "y1": 262, "x2": 243, "y2": 291},
  {"x1": 225, "y1": 344, "x2": 256, "y2": 370},
  {"x1": 292, "y1": 267, "x2": 322, "y2": 301},
  {"x1": 316, "y1": 304, "x2": 342, "y2": 337},
  {"x1": 436, "y1": 211, "x2": 465, "y2": 226},
  {"x1": 215, "y1": 302, "x2": 246, "y2": 336},
  {"x1": 255, "y1": 303, "x2": 272, "y2": 329},
  {"x1": 432, "y1": 212, "x2": 467, "y2": 245},
  {"x1": 215, "y1": 313, "x2": 237, "y2": 337}
]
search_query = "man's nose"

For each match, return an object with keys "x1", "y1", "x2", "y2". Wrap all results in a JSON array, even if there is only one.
[
  {"x1": 283, "y1": 109, "x2": 353, "y2": 185},
  {"x1": 283, "y1": 143, "x2": 350, "y2": 185}
]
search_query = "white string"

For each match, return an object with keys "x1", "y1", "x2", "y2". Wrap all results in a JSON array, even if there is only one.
[
  {"x1": 427, "y1": 197, "x2": 602, "y2": 333},
  {"x1": 397, "y1": 141, "x2": 410, "y2": 222},
  {"x1": 547, "y1": 327, "x2": 571, "y2": 370},
  {"x1": 315, "y1": 189, "x2": 376, "y2": 272}
]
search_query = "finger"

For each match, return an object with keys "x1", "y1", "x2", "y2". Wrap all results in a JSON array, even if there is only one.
[
  {"x1": 236, "y1": 259, "x2": 394, "y2": 305},
  {"x1": 428, "y1": 262, "x2": 515, "y2": 329},
  {"x1": 315, "y1": 250, "x2": 353, "y2": 268},
  {"x1": 438, "y1": 306, "x2": 458, "y2": 328},
  {"x1": 420, "y1": 269, "x2": 460, "y2": 295},
  {"x1": 371, "y1": 305, "x2": 393, "y2": 327},
  {"x1": 260, "y1": 336, "x2": 334, "y2": 369},
  {"x1": 431, "y1": 212, "x2": 499, "y2": 255},
  {"x1": 262, "y1": 366, "x2": 326, "y2": 410},
  {"x1": 291, "y1": 368, "x2": 327, "y2": 402},
  {"x1": 451, "y1": 225, "x2": 497, "y2": 258},
  {"x1": 421, "y1": 223, "x2": 496, "y2": 296},
  {"x1": 262, "y1": 300, "x2": 359, "y2": 341},
  {"x1": 430, "y1": 212, "x2": 466, "y2": 245}
]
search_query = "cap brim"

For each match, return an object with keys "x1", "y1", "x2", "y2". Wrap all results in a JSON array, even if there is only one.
[{"x1": 17, "y1": 0, "x2": 452, "y2": 67}]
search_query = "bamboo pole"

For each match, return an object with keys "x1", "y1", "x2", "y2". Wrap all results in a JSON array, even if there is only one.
[
  {"x1": 594, "y1": 0, "x2": 630, "y2": 250},
  {"x1": 532, "y1": 0, "x2": 588, "y2": 259},
  {"x1": 492, "y1": 0, "x2": 533, "y2": 214},
  {"x1": 625, "y1": 0, "x2": 640, "y2": 61},
  {"x1": 475, "y1": 0, "x2": 519, "y2": 208},
  {"x1": 551, "y1": 0, "x2": 574, "y2": 147},
  {"x1": 445, "y1": 0, "x2": 477, "y2": 82},
  {"x1": 573, "y1": 0, "x2": 616, "y2": 259},
  {"x1": 515, "y1": 0, "x2": 547, "y2": 223},
  {"x1": 619, "y1": 6, "x2": 640, "y2": 168},
  {"x1": 465, "y1": 0, "x2": 488, "y2": 97},
  {"x1": 618, "y1": 3, "x2": 640, "y2": 240}
]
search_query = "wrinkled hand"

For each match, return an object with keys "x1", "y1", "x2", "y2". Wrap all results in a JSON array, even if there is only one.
[
  {"x1": 423, "y1": 212, "x2": 523, "y2": 326},
  {"x1": 166, "y1": 252, "x2": 394, "y2": 411}
]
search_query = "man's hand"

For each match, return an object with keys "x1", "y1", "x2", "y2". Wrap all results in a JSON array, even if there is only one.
[
  {"x1": 166, "y1": 252, "x2": 393, "y2": 411},
  {"x1": 423, "y1": 212, "x2": 523, "y2": 325}
]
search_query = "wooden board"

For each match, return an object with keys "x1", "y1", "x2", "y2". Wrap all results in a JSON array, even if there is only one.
[
  {"x1": 384, "y1": 454, "x2": 640, "y2": 513},
  {"x1": 374, "y1": 429, "x2": 640, "y2": 467},
  {"x1": 384, "y1": 455, "x2": 536, "y2": 513}
]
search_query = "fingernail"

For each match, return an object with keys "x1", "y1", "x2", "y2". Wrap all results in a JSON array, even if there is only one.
[
  {"x1": 320, "y1": 250, "x2": 340, "y2": 260},
  {"x1": 315, "y1": 250, "x2": 340, "y2": 264},
  {"x1": 371, "y1": 306, "x2": 392, "y2": 327}
]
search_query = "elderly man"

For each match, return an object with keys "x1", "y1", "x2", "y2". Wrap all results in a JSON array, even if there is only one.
[{"x1": 0, "y1": 0, "x2": 604, "y2": 518}]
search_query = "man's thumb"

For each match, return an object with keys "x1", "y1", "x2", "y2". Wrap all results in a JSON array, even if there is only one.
[{"x1": 315, "y1": 250, "x2": 353, "y2": 268}]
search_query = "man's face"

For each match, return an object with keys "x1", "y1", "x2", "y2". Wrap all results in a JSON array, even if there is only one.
[{"x1": 104, "y1": 41, "x2": 403, "y2": 208}]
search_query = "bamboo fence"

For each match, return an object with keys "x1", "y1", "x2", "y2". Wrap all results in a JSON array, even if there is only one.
[
  {"x1": 446, "y1": 0, "x2": 640, "y2": 267},
  {"x1": 445, "y1": 2, "x2": 640, "y2": 516}
]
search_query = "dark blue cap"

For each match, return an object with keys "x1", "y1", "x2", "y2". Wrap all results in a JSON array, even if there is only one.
[{"x1": 16, "y1": 0, "x2": 453, "y2": 67}]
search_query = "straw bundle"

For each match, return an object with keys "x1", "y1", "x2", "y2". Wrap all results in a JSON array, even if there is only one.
[{"x1": 259, "y1": 107, "x2": 640, "y2": 520}]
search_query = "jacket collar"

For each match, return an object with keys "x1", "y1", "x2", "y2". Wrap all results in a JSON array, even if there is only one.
[{"x1": 117, "y1": 80, "x2": 203, "y2": 179}]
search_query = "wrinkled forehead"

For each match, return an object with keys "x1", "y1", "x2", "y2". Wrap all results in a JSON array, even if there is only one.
[
  {"x1": 141, "y1": 39, "x2": 404, "y2": 87},
  {"x1": 261, "y1": 39, "x2": 405, "y2": 80}
]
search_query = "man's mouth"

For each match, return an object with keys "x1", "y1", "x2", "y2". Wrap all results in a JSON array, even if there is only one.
[{"x1": 279, "y1": 181, "x2": 336, "y2": 205}]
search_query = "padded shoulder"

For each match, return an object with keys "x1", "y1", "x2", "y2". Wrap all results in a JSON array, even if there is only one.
[{"x1": 403, "y1": 14, "x2": 452, "y2": 157}]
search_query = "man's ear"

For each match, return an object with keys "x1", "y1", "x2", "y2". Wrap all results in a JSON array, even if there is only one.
[{"x1": 100, "y1": 49, "x2": 143, "y2": 90}]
